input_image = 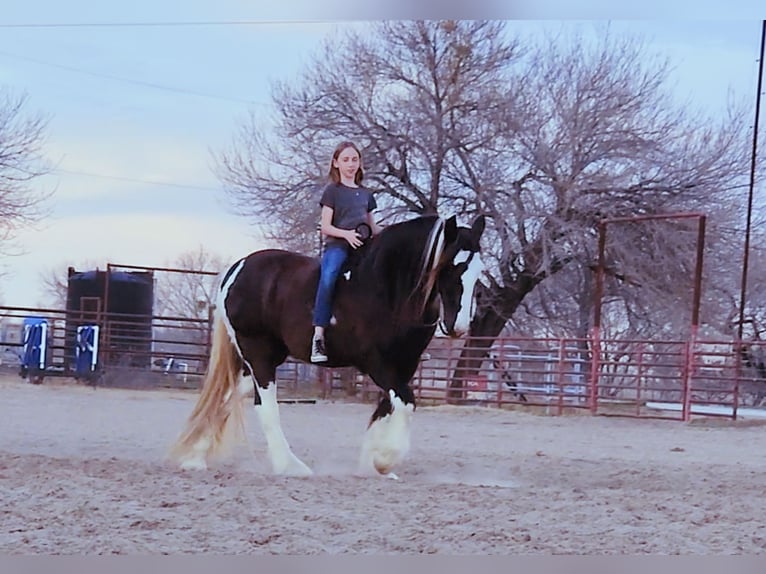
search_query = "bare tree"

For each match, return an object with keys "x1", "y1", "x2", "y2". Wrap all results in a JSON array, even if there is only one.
[
  {"x1": 39, "y1": 248, "x2": 226, "y2": 317},
  {"x1": 37, "y1": 257, "x2": 111, "y2": 310},
  {"x1": 38, "y1": 266, "x2": 69, "y2": 309},
  {"x1": 149, "y1": 247, "x2": 227, "y2": 371},
  {"x1": 154, "y1": 246, "x2": 227, "y2": 320},
  {"x1": 215, "y1": 22, "x2": 755, "y2": 373},
  {"x1": 0, "y1": 88, "x2": 52, "y2": 253},
  {"x1": 216, "y1": 21, "x2": 518, "y2": 254}
]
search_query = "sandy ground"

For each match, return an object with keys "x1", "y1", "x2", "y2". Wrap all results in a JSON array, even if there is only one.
[{"x1": 2, "y1": 376, "x2": 766, "y2": 555}]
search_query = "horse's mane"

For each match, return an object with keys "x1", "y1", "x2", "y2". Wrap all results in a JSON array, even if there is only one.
[{"x1": 357, "y1": 215, "x2": 446, "y2": 317}]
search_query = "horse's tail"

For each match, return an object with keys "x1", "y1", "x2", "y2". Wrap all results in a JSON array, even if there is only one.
[{"x1": 169, "y1": 311, "x2": 246, "y2": 467}]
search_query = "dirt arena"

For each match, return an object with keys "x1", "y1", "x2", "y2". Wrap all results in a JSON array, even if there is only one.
[{"x1": 2, "y1": 375, "x2": 766, "y2": 555}]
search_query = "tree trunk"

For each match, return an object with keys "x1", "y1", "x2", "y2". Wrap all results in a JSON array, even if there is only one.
[{"x1": 447, "y1": 283, "x2": 527, "y2": 401}]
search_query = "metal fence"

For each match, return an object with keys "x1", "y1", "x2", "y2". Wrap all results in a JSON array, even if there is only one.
[
  {"x1": 272, "y1": 335, "x2": 766, "y2": 422},
  {"x1": 0, "y1": 304, "x2": 213, "y2": 388},
  {"x1": 404, "y1": 336, "x2": 766, "y2": 421},
  {"x1": 3, "y1": 303, "x2": 765, "y2": 421}
]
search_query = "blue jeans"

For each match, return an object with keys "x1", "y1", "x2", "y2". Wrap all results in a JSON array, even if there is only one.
[{"x1": 313, "y1": 243, "x2": 348, "y2": 328}]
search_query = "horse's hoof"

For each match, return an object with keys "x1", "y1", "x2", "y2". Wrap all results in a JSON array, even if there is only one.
[
  {"x1": 287, "y1": 467, "x2": 314, "y2": 477},
  {"x1": 282, "y1": 462, "x2": 314, "y2": 477},
  {"x1": 273, "y1": 456, "x2": 314, "y2": 477},
  {"x1": 374, "y1": 458, "x2": 397, "y2": 475},
  {"x1": 179, "y1": 458, "x2": 208, "y2": 471}
]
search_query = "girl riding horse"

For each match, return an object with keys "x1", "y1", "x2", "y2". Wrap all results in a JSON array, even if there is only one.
[{"x1": 311, "y1": 141, "x2": 381, "y2": 363}]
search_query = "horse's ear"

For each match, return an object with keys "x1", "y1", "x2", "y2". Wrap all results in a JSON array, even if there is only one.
[
  {"x1": 470, "y1": 215, "x2": 486, "y2": 247},
  {"x1": 444, "y1": 215, "x2": 458, "y2": 244}
]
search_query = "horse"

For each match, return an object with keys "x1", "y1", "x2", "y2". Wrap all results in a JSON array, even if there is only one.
[{"x1": 170, "y1": 213, "x2": 486, "y2": 477}]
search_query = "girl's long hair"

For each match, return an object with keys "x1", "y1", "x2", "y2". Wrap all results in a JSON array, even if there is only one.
[{"x1": 327, "y1": 141, "x2": 364, "y2": 185}]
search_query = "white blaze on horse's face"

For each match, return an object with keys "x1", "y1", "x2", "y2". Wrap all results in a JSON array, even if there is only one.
[{"x1": 453, "y1": 250, "x2": 484, "y2": 336}]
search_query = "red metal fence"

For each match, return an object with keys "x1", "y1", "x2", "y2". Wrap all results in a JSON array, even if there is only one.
[
  {"x1": 318, "y1": 336, "x2": 766, "y2": 422},
  {"x1": 399, "y1": 336, "x2": 766, "y2": 421},
  {"x1": 3, "y1": 303, "x2": 765, "y2": 421}
]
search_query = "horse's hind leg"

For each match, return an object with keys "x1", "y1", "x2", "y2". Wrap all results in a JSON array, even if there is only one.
[
  {"x1": 239, "y1": 338, "x2": 312, "y2": 476},
  {"x1": 255, "y1": 380, "x2": 313, "y2": 476}
]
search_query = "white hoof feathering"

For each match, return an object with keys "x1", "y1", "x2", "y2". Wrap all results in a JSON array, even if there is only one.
[
  {"x1": 179, "y1": 436, "x2": 211, "y2": 470},
  {"x1": 179, "y1": 456, "x2": 208, "y2": 471},
  {"x1": 236, "y1": 375, "x2": 253, "y2": 398},
  {"x1": 255, "y1": 382, "x2": 313, "y2": 476},
  {"x1": 359, "y1": 390, "x2": 414, "y2": 476},
  {"x1": 272, "y1": 452, "x2": 314, "y2": 477}
]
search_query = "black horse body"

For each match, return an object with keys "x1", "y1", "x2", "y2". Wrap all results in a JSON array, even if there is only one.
[
  {"x1": 225, "y1": 214, "x2": 477, "y2": 405},
  {"x1": 172, "y1": 214, "x2": 486, "y2": 476}
]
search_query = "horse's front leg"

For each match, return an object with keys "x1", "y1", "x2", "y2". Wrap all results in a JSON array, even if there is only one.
[
  {"x1": 358, "y1": 387, "x2": 415, "y2": 478},
  {"x1": 237, "y1": 338, "x2": 312, "y2": 477}
]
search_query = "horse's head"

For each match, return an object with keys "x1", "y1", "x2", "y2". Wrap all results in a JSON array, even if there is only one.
[
  {"x1": 436, "y1": 215, "x2": 486, "y2": 337},
  {"x1": 356, "y1": 214, "x2": 485, "y2": 337}
]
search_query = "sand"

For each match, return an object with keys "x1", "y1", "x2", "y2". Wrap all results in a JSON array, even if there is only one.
[{"x1": 2, "y1": 376, "x2": 766, "y2": 555}]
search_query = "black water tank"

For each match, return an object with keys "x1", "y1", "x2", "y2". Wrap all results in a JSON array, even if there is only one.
[{"x1": 66, "y1": 268, "x2": 154, "y2": 368}]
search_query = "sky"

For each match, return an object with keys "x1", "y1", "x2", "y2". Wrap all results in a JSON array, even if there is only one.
[{"x1": 0, "y1": 2, "x2": 765, "y2": 308}]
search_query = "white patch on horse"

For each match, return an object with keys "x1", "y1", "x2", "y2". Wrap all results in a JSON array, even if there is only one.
[
  {"x1": 217, "y1": 263, "x2": 260, "y2": 403},
  {"x1": 359, "y1": 390, "x2": 414, "y2": 476},
  {"x1": 223, "y1": 372, "x2": 254, "y2": 404},
  {"x1": 218, "y1": 259, "x2": 246, "y2": 359},
  {"x1": 453, "y1": 250, "x2": 471, "y2": 265},
  {"x1": 417, "y1": 218, "x2": 446, "y2": 287},
  {"x1": 256, "y1": 382, "x2": 313, "y2": 476},
  {"x1": 454, "y1": 251, "x2": 484, "y2": 334},
  {"x1": 236, "y1": 373, "x2": 253, "y2": 398}
]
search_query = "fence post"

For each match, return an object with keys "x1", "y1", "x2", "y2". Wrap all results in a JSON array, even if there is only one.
[
  {"x1": 589, "y1": 328, "x2": 600, "y2": 415},
  {"x1": 417, "y1": 359, "x2": 423, "y2": 402},
  {"x1": 732, "y1": 341, "x2": 741, "y2": 421},
  {"x1": 635, "y1": 342, "x2": 645, "y2": 417},
  {"x1": 681, "y1": 339, "x2": 693, "y2": 422},
  {"x1": 556, "y1": 338, "x2": 565, "y2": 415},
  {"x1": 444, "y1": 338, "x2": 456, "y2": 404}
]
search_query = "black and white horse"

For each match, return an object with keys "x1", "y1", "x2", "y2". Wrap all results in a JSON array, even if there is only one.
[{"x1": 171, "y1": 214, "x2": 486, "y2": 477}]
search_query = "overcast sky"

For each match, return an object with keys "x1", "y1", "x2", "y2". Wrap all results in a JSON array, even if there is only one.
[{"x1": 0, "y1": 3, "x2": 764, "y2": 308}]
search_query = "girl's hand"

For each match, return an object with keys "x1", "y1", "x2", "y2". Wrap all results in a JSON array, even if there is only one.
[{"x1": 345, "y1": 229, "x2": 363, "y2": 249}]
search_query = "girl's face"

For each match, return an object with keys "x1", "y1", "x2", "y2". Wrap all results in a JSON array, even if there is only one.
[{"x1": 333, "y1": 146, "x2": 361, "y2": 182}]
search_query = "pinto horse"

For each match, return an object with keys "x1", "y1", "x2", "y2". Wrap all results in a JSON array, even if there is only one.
[{"x1": 170, "y1": 214, "x2": 486, "y2": 477}]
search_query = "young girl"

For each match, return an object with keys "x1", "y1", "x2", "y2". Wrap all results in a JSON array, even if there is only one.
[{"x1": 311, "y1": 141, "x2": 381, "y2": 362}]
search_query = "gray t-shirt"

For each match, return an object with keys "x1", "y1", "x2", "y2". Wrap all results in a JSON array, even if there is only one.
[{"x1": 319, "y1": 183, "x2": 377, "y2": 247}]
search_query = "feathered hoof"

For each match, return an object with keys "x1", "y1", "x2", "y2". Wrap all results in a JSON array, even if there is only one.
[
  {"x1": 284, "y1": 465, "x2": 314, "y2": 478},
  {"x1": 372, "y1": 450, "x2": 402, "y2": 476},
  {"x1": 179, "y1": 457, "x2": 208, "y2": 471},
  {"x1": 272, "y1": 455, "x2": 313, "y2": 477}
]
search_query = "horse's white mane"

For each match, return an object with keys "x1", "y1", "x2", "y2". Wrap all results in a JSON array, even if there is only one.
[{"x1": 416, "y1": 217, "x2": 446, "y2": 308}]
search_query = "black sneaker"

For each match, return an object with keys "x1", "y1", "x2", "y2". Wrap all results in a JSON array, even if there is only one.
[{"x1": 311, "y1": 337, "x2": 328, "y2": 363}]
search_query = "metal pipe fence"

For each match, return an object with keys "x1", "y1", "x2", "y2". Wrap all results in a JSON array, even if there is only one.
[{"x1": 3, "y1": 303, "x2": 765, "y2": 420}]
